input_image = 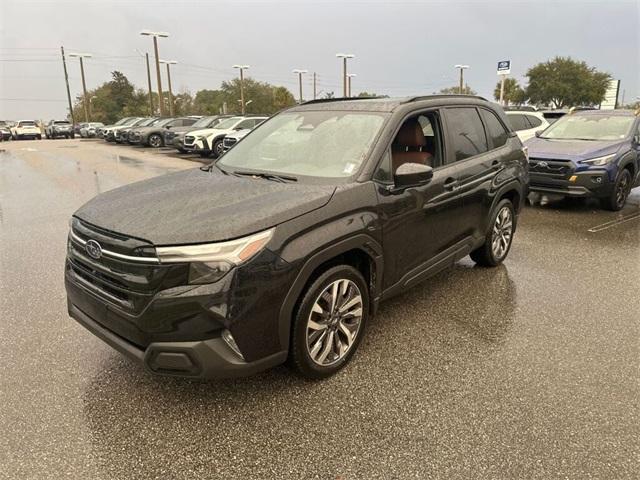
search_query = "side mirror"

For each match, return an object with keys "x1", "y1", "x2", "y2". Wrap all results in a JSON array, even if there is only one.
[
  {"x1": 633, "y1": 134, "x2": 640, "y2": 146},
  {"x1": 393, "y1": 163, "x2": 433, "y2": 190},
  {"x1": 535, "y1": 130, "x2": 543, "y2": 138}
]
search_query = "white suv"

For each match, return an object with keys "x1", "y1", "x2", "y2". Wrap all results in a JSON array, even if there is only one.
[
  {"x1": 506, "y1": 111, "x2": 549, "y2": 142},
  {"x1": 11, "y1": 120, "x2": 42, "y2": 140},
  {"x1": 185, "y1": 116, "x2": 267, "y2": 158}
]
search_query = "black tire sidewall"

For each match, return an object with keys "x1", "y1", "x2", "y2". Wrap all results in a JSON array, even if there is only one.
[
  {"x1": 212, "y1": 139, "x2": 223, "y2": 158},
  {"x1": 290, "y1": 265, "x2": 369, "y2": 379},
  {"x1": 608, "y1": 169, "x2": 632, "y2": 211}
]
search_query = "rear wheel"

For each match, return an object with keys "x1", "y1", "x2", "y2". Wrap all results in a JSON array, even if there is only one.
[
  {"x1": 289, "y1": 265, "x2": 368, "y2": 379},
  {"x1": 601, "y1": 168, "x2": 632, "y2": 211},
  {"x1": 148, "y1": 134, "x2": 163, "y2": 148},
  {"x1": 470, "y1": 199, "x2": 515, "y2": 267}
]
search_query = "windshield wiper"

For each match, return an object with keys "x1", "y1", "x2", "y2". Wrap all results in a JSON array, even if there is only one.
[{"x1": 232, "y1": 171, "x2": 298, "y2": 183}]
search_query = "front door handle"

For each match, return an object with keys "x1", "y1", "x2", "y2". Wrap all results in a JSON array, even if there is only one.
[{"x1": 444, "y1": 177, "x2": 458, "y2": 191}]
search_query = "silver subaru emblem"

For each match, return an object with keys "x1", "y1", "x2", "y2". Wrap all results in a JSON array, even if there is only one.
[
  {"x1": 538, "y1": 161, "x2": 549, "y2": 168},
  {"x1": 85, "y1": 239, "x2": 102, "y2": 260}
]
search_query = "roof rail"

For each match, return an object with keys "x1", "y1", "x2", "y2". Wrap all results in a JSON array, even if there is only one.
[
  {"x1": 301, "y1": 96, "x2": 386, "y2": 105},
  {"x1": 403, "y1": 94, "x2": 488, "y2": 103}
]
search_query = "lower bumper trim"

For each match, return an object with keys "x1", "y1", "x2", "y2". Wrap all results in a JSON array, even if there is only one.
[{"x1": 69, "y1": 302, "x2": 287, "y2": 379}]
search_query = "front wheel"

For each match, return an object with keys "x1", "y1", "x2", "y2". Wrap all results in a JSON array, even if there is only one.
[
  {"x1": 148, "y1": 134, "x2": 163, "y2": 148},
  {"x1": 211, "y1": 139, "x2": 224, "y2": 159},
  {"x1": 289, "y1": 265, "x2": 369, "y2": 379},
  {"x1": 601, "y1": 168, "x2": 632, "y2": 211},
  {"x1": 37, "y1": 134, "x2": 42, "y2": 140},
  {"x1": 470, "y1": 198, "x2": 515, "y2": 267}
]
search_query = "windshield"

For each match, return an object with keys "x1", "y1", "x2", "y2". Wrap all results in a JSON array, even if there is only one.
[
  {"x1": 114, "y1": 118, "x2": 130, "y2": 126},
  {"x1": 214, "y1": 117, "x2": 243, "y2": 130},
  {"x1": 540, "y1": 114, "x2": 635, "y2": 141},
  {"x1": 218, "y1": 111, "x2": 387, "y2": 179},
  {"x1": 153, "y1": 118, "x2": 174, "y2": 127},
  {"x1": 19, "y1": 121, "x2": 36, "y2": 126},
  {"x1": 133, "y1": 118, "x2": 152, "y2": 127}
]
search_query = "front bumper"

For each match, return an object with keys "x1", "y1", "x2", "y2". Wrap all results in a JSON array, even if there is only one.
[
  {"x1": 530, "y1": 171, "x2": 614, "y2": 198},
  {"x1": 69, "y1": 301, "x2": 286, "y2": 378}
]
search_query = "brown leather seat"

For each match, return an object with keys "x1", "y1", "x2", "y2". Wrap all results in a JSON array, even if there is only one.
[{"x1": 392, "y1": 120, "x2": 433, "y2": 172}]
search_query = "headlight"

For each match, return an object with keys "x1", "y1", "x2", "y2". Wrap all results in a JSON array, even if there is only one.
[
  {"x1": 156, "y1": 229, "x2": 275, "y2": 283},
  {"x1": 579, "y1": 153, "x2": 616, "y2": 166}
]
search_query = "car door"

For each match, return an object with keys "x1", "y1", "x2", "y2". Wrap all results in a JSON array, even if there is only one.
[
  {"x1": 375, "y1": 109, "x2": 467, "y2": 291},
  {"x1": 443, "y1": 107, "x2": 508, "y2": 241}
]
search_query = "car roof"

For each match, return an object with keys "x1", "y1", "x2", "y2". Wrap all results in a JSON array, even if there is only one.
[
  {"x1": 289, "y1": 95, "x2": 490, "y2": 113},
  {"x1": 572, "y1": 109, "x2": 637, "y2": 117}
]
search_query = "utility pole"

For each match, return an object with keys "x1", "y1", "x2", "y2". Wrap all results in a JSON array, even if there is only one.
[
  {"x1": 69, "y1": 53, "x2": 92, "y2": 122},
  {"x1": 233, "y1": 65, "x2": 250, "y2": 114},
  {"x1": 336, "y1": 53, "x2": 355, "y2": 97},
  {"x1": 145, "y1": 53, "x2": 154, "y2": 114},
  {"x1": 455, "y1": 64, "x2": 469, "y2": 94},
  {"x1": 140, "y1": 30, "x2": 169, "y2": 116},
  {"x1": 160, "y1": 60, "x2": 177, "y2": 116},
  {"x1": 60, "y1": 47, "x2": 75, "y2": 125},
  {"x1": 347, "y1": 73, "x2": 356, "y2": 97},
  {"x1": 313, "y1": 72, "x2": 317, "y2": 100},
  {"x1": 293, "y1": 69, "x2": 307, "y2": 103}
]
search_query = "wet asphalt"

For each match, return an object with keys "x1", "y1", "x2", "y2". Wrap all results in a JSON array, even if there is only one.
[{"x1": 1, "y1": 138, "x2": 638, "y2": 480}]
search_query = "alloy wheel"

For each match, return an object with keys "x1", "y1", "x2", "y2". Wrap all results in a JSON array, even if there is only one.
[
  {"x1": 149, "y1": 135, "x2": 162, "y2": 148},
  {"x1": 616, "y1": 171, "x2": 631, "y2": 209},
  {"x1": 491, "y1": 206, "x2": 513, "y2": 260},
  {"x1": 306, "y1": 279, "x2": 363, "y2": 366}
]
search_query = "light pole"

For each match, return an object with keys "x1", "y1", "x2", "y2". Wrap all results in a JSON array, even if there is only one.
[
  {"x1": 140, "y1": 30, "x2": 169, "y2": 116},
  {"x1": 347, "y1": 73, "x2": 357, "y2": 97},
  {"x1": 68, "y1": 52, "x2": 92, "y2": 122},
  {"x1": 292, "y1": 69, "x2": 308, "y2": 103},
  {"x1": 160, "y1": 60, "x2": 177, "y2": 116},
  {"x1": 336, "y1": 53, "x2": 355, "y2": 97},
  {"x1": 454, "y1": 65, "x2": 469, "y2": 94},
  {"x1": 233, "y1": 65, "x2": 250, "y2": 114},
  {"x1": 135, "y1": 48, "x2": 154, "y2": 115}
]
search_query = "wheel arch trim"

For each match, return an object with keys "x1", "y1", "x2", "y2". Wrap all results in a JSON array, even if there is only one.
[{"x1": 277, "y1": 234, "x2": 383, "y2": 352}]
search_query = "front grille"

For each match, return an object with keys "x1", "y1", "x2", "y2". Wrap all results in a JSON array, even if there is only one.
[
  {"x1": 66, "y1": 219, "x2": 182, "y2": 313},
  {"x1": 184, "y1": 135, "x2": 195, "y2": 145},
  {"x1": 529, "y1": 158, "x2": 574, "y2": 177},
  {"x1": 223, "y1": 137, "x2": 237, "y2": 148}
]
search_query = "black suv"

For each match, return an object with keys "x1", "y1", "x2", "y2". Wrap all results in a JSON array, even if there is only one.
[{"x1": 65, "y1": 95, "x2": 528, "y2": 379}]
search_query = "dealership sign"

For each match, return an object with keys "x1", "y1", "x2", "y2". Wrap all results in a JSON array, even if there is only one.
[
  {"x1": 600, "y1": 79, "x2": 620, "y2": 110},
  {"x1": 497, "y1": 60, "x2": 511, "y2": 75}
]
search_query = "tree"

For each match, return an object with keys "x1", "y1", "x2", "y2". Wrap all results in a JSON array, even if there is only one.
[
  {"x1": 439, "y1": 85, "x2": 477, "y2": 95},
  {"x1": 192, "y1": 89, "x2": 226, "y2": 115},
  {"x1": 493, "y1": 78, "x2": 527, "y2": 105},
  {"x1": 357, "y1": 91, "x2": 384, "y2": 98},
  {"x1": 525, "y1": 57, "x2": 611, "y2": 108},
  {"x1": 219, "y1": 77, "x2": 295, "y2": 114}
]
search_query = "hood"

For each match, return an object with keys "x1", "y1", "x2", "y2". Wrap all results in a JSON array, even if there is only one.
[
  {"x1": 525, "y1": 137, "x2": 626, "y2": 161},
  {"x1": 74, "y1": 168, "x2": 336, "y2": 246},
  {"x1": 228, "y1": 129, "x2": 251, "y2": 140},
  {"x1": 187, "y1": 127, "x2": 225, "y2": 137}
]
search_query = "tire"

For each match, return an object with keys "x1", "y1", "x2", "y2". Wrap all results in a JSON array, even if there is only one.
[
  {"x1": 199, "y1": 151, "x2": 211, "y2": 158},
  {"x1": 601, "y1": 168, "x2": 632, "y2": 211},
  {"x1": 37, "y1": 134, "x2": 42, "y2": 140},
  {"x1": 470, "y1": 198, "x2": 516, "y2": 267},
  {"x1": 289, "y1": 265, "x2": 369, "y2": 379},
  {"x1": 148, "y1": 134, "x2": 163, "y2": 148},
  {"x1": 211, "y1": 139, "x2": 224, "y2": 159},
  {"x1": 45, "y1": 132, "x2": 50, "y2": 139},
  {"x1": 70, "y1": 133, "x2": 75, "y2": 139}
]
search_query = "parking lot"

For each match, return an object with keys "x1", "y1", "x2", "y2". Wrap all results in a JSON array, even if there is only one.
[{"x1": 1, "y1": 138, "x2": 638, "y2": 479}]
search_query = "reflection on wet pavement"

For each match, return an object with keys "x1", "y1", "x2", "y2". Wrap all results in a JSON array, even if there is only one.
[{"x1": 1, "y1": 139, "x2": 638, "y2": 479}]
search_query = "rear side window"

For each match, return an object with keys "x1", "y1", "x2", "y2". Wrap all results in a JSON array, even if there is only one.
[
  {"x1": 508, "y1": 114, "x2": 531, "y2": 131},
  {"x1": 183, "y1": 118, "x2": 197, "y2": 126},
  {"x1": 236, "y1": 119, "x2": 255, "y2": 130},
  {"x1": 480, "y1": 109, "x2": 509, "y2": 149},
  {"x1": 445, "y1": 108, "x2": 488, "y2": 162},
  {"x1": 526, "y1": 115, "x2": 543, "y2": 128}
]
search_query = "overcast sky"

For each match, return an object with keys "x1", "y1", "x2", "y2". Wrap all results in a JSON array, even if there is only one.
[{"x1": 1, "y1": 0, "x2": 638, "y2": 119}]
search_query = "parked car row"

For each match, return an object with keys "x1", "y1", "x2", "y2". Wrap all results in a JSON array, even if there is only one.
[{"x1": 96, "y1": 114, "x2": 267, "y2": 158}]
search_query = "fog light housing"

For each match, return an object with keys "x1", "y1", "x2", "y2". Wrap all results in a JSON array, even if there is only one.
[
  {"x1": 591, "y1": 176, "x2": 603, "y2": 184},
  {"x1": 221, "y1": 329, "x2": 244, "y2": 360}
]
